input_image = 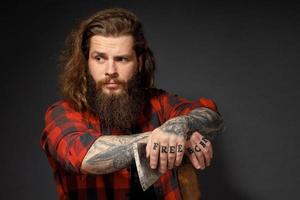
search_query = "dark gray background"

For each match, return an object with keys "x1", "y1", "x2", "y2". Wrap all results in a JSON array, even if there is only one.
[{"x1": 1, "y1": 0, "x2": 299, "y2": 199}]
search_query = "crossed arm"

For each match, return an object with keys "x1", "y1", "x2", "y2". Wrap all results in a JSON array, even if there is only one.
[
  {"x1": 81, "y1": 132, "x2": 151, "y2": 174},
  {"x1": 81, "y1": 107, "x2": 224, "y2": 174}
]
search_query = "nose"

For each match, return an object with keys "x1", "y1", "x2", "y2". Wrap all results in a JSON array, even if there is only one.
[{"x1": 105, "y1": 59, "x2": 118, "y2": 78}]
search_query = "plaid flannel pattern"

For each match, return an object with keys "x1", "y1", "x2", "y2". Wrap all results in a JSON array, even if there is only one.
[{"x1": 40, "y1": 88, "x2": 219, "y2": 200}]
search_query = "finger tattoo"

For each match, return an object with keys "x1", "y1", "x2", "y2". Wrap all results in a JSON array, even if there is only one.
[
  {"x1": 194, "y1": 144, "x2": 201, "y2": 152},
  {"x1": 169, "y1": 146, "x2": 176, "y2": 153},
  {"x1": 202, "y1": 137, "x2": 209, "y2": 143},
  {"x1": 177, "y1": 144, "x2": 183, "y2": 152},
  {"x1": 187, "y1": 147, "x2": 194, "y2": 154},
  {"x1": 153, "y1": 142, "x2": 159, "y2": 150},
  {"x1": 161, "y1": 146, "x2": 168, "y2": 153},
  {"x1": 200, "y1": 140, "x2": 206, "y2": 148}
]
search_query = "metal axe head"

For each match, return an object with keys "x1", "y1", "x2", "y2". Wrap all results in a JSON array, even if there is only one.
[{"x1": 133, "y1": 142, "x2": 161, "y2": 191}]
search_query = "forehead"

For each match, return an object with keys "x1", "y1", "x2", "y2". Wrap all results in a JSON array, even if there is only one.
[{"x1": 89, "y1": 35, "x2": 135, "y2": 54}]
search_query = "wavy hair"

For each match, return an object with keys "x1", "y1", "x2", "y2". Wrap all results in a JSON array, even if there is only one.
[{"x1": 59, "y1": 8, "x2": 156, "y2": 112}]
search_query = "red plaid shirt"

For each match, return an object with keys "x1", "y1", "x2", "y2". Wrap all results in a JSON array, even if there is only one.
[{"x1": 40, "y1": 89, "x2": 219, "y2": 200}]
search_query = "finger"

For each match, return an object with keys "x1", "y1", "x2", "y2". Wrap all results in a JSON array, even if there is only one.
[
  {"x1": 174, "y1": 139, "x2": 185, "y2": 166},
  {"x1": 150, "y1": 140, "x2": 160, "y2": 169},
  {"x1": 167, "y1": 137, "x2": 177, "y2": 170},
  {"x1": 197, "y1": 138, "x2": 212, "y2": 166},
  {"x1": 194, "y1": 132, "x2": 213, "y2": 159},
  {"x1": 185, "y1": 141, "x2": 201, "y2": 169},
  {"x1": 191, "y1": 139, "x2": 205, "y2": 170},
  {"x1": 201, "y1": 137, "x2": 213, "y2": 159},
  {"x1": 159, "y1": 141, "x2": 168, "y2": 174},
  {"x1": 146, "y1": 135, "x2": 152, "y2": 158}
]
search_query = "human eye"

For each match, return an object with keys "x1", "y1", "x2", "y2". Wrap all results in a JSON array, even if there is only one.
[
  {"x1": 116, "y1": 56, "x2": 129, "y2": 63},
  {"x1": 94, "y1": 55, "x2": 105, "y2": 63}
]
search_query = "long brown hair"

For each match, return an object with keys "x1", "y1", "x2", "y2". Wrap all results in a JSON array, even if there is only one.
[{"x1": 59, "y1": 8, "x2": 155, "y2": 112}]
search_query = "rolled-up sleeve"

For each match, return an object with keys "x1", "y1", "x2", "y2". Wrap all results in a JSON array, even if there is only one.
[
  {"x1": 40, "y1": 101, "x2": 101, "y2": 173},
  {"x1": 157, "y1": 90, "x2": 220, "y2": 120}
]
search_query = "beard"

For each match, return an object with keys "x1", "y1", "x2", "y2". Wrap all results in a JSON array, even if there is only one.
[{"x1": 87, "y1": 73, "x2": 145, "y2": 132}]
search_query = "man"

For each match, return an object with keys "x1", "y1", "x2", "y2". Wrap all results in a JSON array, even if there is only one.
[{"x1": 40, "y1": 8, "x2": 224, "y2": 200}]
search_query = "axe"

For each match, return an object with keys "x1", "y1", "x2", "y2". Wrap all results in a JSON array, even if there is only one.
[
  {"x1": 133, "y1": 142, "x2": 161, "y2": 191},
  {"x1": 133, "y1": 143, "x2": 202, "y2": 199}
]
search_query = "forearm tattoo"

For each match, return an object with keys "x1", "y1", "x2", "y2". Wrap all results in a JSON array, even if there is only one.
[
  {"x1": 159, "y1": 107, "x2": 224, "y2": 140},
  {"x1": 187, "y1": 107, "x2": 225, "y2": 140},
  {"x1": 159, "y1": 117, "x2": 189, "y2": 138},
  {"x1": 81, "y1": 132, "x2": 150, "y2": 174}
]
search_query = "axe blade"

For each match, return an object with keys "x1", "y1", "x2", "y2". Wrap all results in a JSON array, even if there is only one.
[{"x1": 133, "y1": 142, "x2": 161, "y2": 191}]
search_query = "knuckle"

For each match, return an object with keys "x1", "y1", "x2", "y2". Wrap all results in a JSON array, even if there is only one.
[
  {"x1": 160, "y1": 156, "x2": 167, "y2": 162},
  {"x1": 168, "y1": 156, "x2": 175, "y2": 161},
  {"x1": 176, "y1": 151, "x2": 184, "y2": 157},
  {"x1": 150, "y1": 157, "x2": 158, "y2": 163},
  {"x1": 160, "y1": 135, "x2": 169, "y2": 143},
  {"x1": 191, "y1": 134, "x2": 198, "y2": 140},
  {"x1": 169, "y1": 135, "x2": 177, "y2": 143},
  {"x1": 196, "y1": 151, "x2": 203, "y2": 157},
  {"x1": 204, "y1": 152, "x2": 210, "y2": 158},
  {"x1": 169, "y1": 152, "x2": 175, "y2": 157},
  {"x1": 150, "y1": 154, "x2": 158, "y2": 161},
  {"x1": 202, "y1": 147, "x2": 208, "y2": 153},
  {"x1": 178, "y1": 137, "x2": 186, "y2": 143},
  {"x1": 151, "y1": 136, "x2": 158, "y2": 143},
  {"x1": 179, "y1": 140, "x2": 185, "y2": 146}
]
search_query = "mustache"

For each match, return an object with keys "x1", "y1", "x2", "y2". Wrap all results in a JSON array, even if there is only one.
[{"x1": 95, "y1": 77, "x2": 126, "y2": 90}]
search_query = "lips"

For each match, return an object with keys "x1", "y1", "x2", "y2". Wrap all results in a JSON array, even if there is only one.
[{"x1": 104, "y1": 82, "x2": 120, "y2": 90}]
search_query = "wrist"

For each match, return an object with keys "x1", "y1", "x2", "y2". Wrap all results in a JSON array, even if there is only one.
[{"x1": 159, "y1": 116, "x2": 190, "y2": 139}]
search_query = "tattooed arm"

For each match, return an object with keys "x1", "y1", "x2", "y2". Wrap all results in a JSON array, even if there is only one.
[
  {"x1": 81, "y1": 108, "x2": 224, "y2": 174},
  {"x1": 160, "y1": 107, "x2": 225, "y2": 140},
  {"x1": 81, "y1": 132, "x2": 151, "y2": 174}
]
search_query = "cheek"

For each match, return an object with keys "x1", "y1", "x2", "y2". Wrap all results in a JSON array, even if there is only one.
[
  {"x1": 121, "y1": 64, "x2": 138, "y2": 80},
  {"x1": 88, "y1": 61, "x2": 103, "y2": 81}
]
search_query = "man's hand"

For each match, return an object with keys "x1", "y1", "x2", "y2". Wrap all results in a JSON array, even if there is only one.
[
  {"x1": 146, "y1": 127, "x2": 186, "y2": 174},
  {"x1": 185, "y1": 131, "x2": 213, "y2": 170},
  {"x1": 145, "y1": 105, "x2": 224, "y2": 174}
]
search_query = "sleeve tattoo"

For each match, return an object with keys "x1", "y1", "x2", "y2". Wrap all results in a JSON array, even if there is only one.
[
  {"x1": 81, "y1": 107, "x2": 224, "y2": 174},
  {"x1": 159, "y1": 107, "x2": 225, "y2": 140},
  {"x1": 81, "y1": 132, "x2": 151, "y2": 174}
]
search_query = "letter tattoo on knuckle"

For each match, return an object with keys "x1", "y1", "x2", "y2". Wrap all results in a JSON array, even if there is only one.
[
  {"x1": 187, "y1": 147, "x2": 194, "y2": 155},
  {"x1": 199, "y1": 140, "x2": 206, "y2": 148},
  {"x1": 153, "y1": 142, "x2": 159, "y2": 150},
  {"x1": 202, "y1": 137, "x2": 209, "y2": 143},
  {"x1": 177, "y1": 144, "x2": 183, "y2": 152},
  {"x1": 169, "y1": 146, "x2": 176, "y2": 153},
  {"x1": 161, "y1": 146, "x2": 168, "y2": 153},
  {"x1": 194, "y1": 144, "x2": 201, "y2": 152}
]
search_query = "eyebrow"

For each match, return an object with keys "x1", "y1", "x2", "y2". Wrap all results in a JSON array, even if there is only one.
[{"x1": 90, "y1": 51, "x2": 133, "y2": 58}]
